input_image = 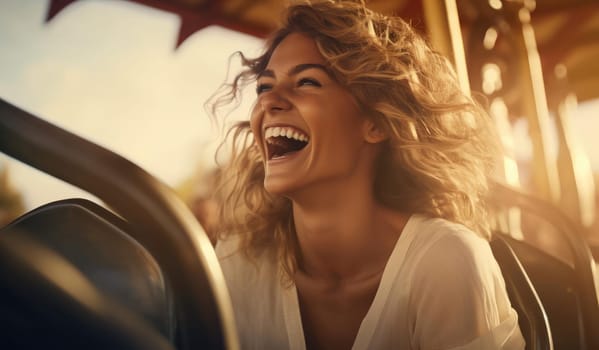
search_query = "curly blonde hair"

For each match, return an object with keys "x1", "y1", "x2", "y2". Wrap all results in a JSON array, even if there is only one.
[{"x1": 212, "y1": 0, "x2": 500, "y2": 277}]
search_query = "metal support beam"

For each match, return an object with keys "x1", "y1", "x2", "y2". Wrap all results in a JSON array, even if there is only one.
[{"x1": 422, "y1": 0, "x2": 471, "y2": 94}]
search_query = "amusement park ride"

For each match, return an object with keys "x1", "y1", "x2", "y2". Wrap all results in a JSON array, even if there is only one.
[{"x1": 0, "y1": 0, "x2": 598, "y2": 349}]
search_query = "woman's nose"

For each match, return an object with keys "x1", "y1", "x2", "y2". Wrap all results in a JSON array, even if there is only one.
[{"x1": 260, "y1": 89, "x2": 291, "y2": 114}]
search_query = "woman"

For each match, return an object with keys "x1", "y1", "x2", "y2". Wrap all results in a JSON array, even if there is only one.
[{"x1": 211, "y1": 0, "x2": 525, "y2": 349}]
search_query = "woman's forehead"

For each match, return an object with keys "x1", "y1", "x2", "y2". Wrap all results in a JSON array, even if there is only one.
[{"x1": 265, "y1": 33, "x2": 326, "y2": 72}]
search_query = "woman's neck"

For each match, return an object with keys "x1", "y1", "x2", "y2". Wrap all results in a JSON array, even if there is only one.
[{"x1": 290, "y1": 181, "x2": 409, "y2": 282}]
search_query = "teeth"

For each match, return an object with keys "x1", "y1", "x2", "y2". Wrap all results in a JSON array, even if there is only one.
[{"x1": 264, "y1": 126, "x2": 309, "y2": 143}]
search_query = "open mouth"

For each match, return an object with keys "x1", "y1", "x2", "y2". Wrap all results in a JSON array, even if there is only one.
[{"x1": 264, "y1": 126, "x2": 309, "y2": 160}]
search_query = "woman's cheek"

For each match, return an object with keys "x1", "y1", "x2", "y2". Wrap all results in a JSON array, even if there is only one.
[{"x1": 249, "y1": 104, "x2": 267, "y2": 160}]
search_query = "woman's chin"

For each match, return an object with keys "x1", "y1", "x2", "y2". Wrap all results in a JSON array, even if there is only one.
[{"x1": 264, "y1": 178, "x2": 298, "y2": 197}]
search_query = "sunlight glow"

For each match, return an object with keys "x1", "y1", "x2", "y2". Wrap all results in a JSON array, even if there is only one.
[{"x1": 0, "y1": 0, "x2": 263, "y2": 209}]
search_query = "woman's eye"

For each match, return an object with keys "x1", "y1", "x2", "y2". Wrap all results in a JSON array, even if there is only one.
[
  {"x1": 298, "y1": 78, "x2": 321, "y2": 87},
  {"x1": 256, "y1": 83, "x2": 272, "y2": 94}
]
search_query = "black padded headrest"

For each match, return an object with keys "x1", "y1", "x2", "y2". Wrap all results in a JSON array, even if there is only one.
[{"x1": 0, "y1": 198, "x2": 174, "y2": 340}]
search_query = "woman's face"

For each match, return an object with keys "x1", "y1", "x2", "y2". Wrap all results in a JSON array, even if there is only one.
[{"x1": 250, "y1": 32, "x2": 375, "y2": 196}]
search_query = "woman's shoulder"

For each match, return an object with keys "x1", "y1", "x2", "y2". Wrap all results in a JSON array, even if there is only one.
[
  {"x1": 402, "y1": 215, "x2": 498, "y2": 282},
  {"x1": 215, "y1": 234, "x2": 279, "y2": 288},
  {"x1": 402, "y1": 216, "x2": 523, "y2": 349},
  {"x1": 407, "y1": 215, "x2": 490, "y2": 257},
  {"x1": 214, "y1": 236, "x2": 290, "y2": 347},
  {"x1": 215, "y1": 234, "x2": 243, "y2": 260}
]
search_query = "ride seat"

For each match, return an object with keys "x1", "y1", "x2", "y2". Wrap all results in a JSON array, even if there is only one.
[
  {"x1": 0, "y1": 198, "x2": 175, "y2": 348},
  {"x1": 490, "y1": 233, "x2": 553, "y2": 350}
]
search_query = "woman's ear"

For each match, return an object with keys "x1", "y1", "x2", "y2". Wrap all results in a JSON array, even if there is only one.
[{"x1": 363, "y1": 119, "x2": 388, "y2": 144}]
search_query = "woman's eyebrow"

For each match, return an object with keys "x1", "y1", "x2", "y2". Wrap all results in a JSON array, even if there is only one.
[
  {"x1": 288, "y1": 63, "x2": 329, "y2": 76},
  {"x1": 258, "y1": 63, "x2": 330, "y2": 79}
]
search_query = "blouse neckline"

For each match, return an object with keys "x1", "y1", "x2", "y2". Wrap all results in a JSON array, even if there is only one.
[{"x1": 281, "y1": 214, "x2": 422, "y2": 350}]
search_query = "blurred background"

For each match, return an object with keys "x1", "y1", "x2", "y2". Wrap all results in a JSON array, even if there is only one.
[
  {"x1": 0, "y1": 0, "x2": 262, "y2": 216},
  {"x1": 0, "y1": 0, "x2": 598, "y2": 244}
]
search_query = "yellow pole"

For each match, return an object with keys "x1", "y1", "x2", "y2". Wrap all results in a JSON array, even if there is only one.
[
  {"x1": 512, "y1": 6, "x2": 561, "y2": 203},
  {"x1": 422, "y1": 0, "x2": 471, "y2": 94},
  {"x1": 555, "y1": 91, "x2": 596, "y2": 227}
]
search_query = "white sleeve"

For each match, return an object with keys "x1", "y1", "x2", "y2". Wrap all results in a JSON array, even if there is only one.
[{"x1": 408, "y1": 230, "x2": 525, "y2": 350}]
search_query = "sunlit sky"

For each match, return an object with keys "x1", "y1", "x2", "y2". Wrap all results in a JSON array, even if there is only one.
[
  {"x1": 0, "y1": 0, "x2": 263, "y2": 209},
  {"x1": 1, "y1": 0, "x2": 598, "y2": 210}
]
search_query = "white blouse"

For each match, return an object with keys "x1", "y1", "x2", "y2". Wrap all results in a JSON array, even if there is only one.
[{"x1": 216, "y1": 214, "x2": 526, "y2": 349}]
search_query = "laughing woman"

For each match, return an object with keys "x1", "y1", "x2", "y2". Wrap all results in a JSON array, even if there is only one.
[{"x1": 211, "y1": 1, "x2": 525, "y2": 349}]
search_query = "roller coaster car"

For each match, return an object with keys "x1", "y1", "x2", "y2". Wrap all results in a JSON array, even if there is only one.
[
  {"x1": 0, "y1": 98, "x2": 238, "y2": 349},
  {"x1": 488, "y1": 184, "x2": 599, "y2": 350},
  {"x1": 0, "y1": 97, "x2": 597, "y2": 350}
]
